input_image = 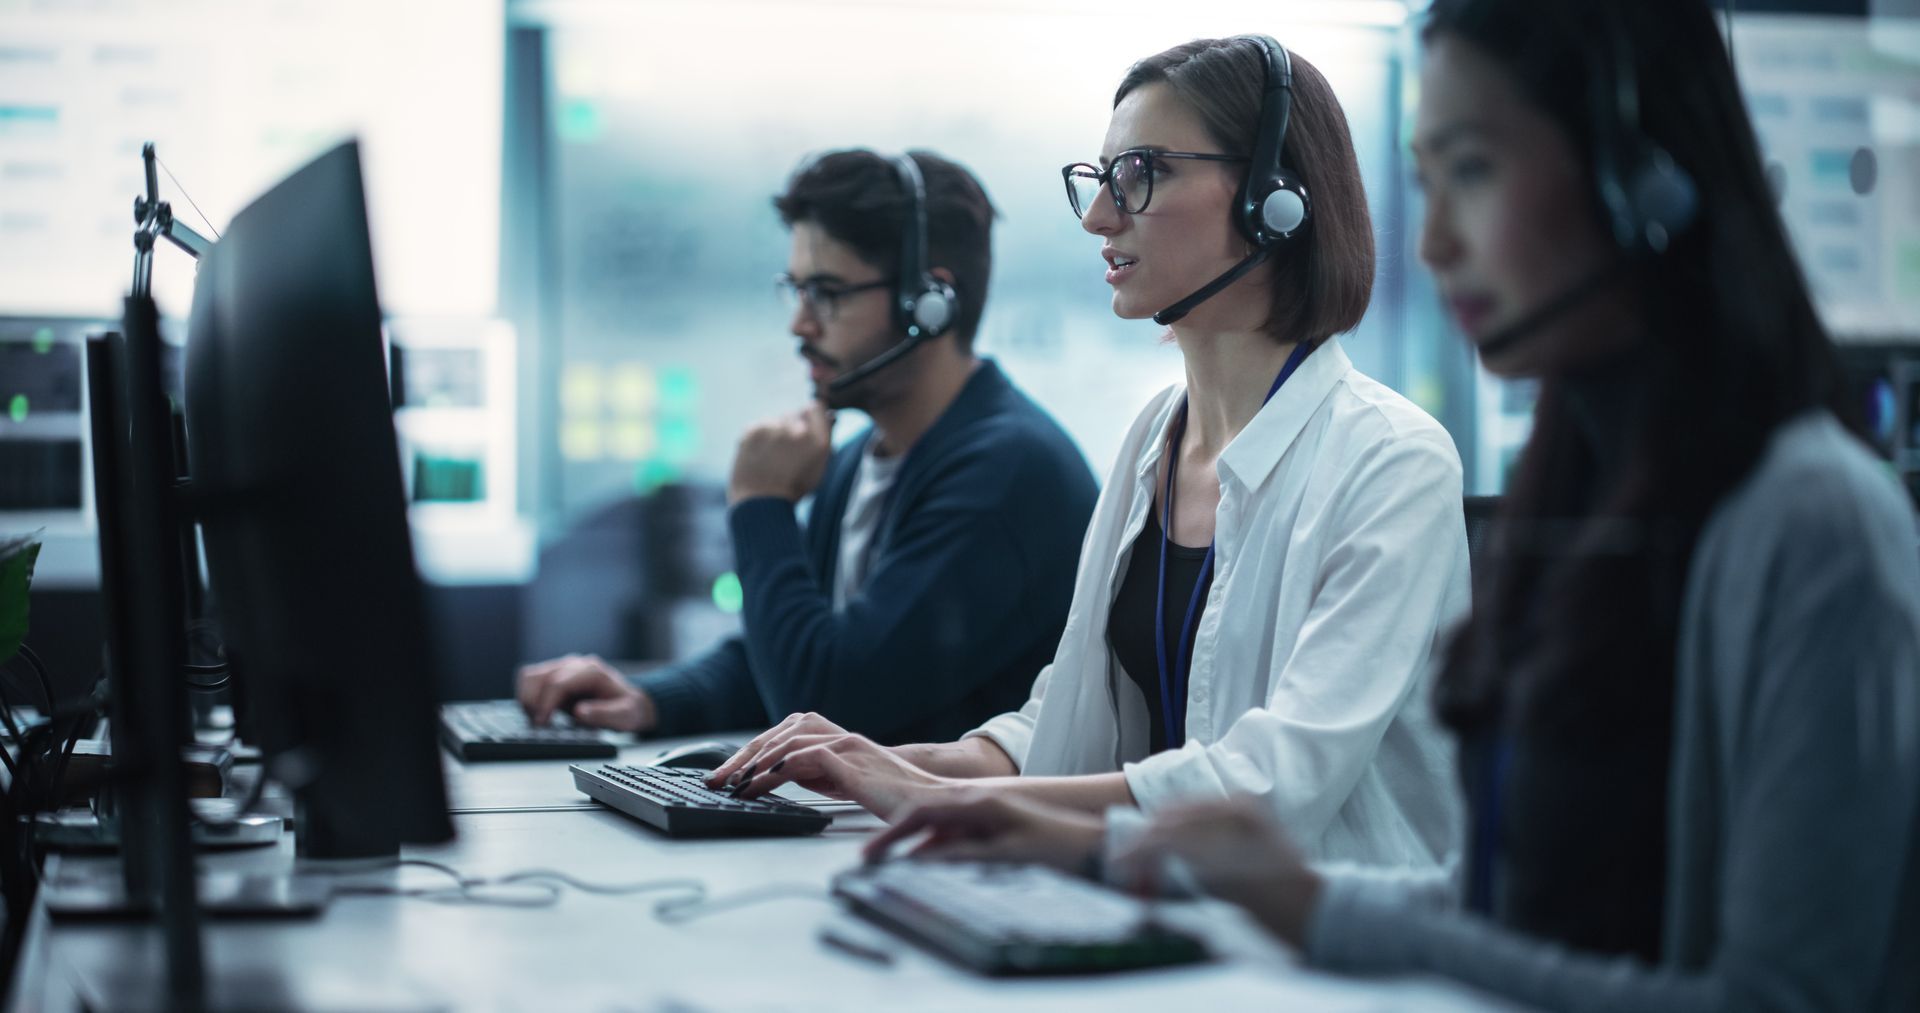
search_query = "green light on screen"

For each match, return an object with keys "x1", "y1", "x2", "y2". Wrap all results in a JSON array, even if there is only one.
[
  {"x1": 7, "y1": 395, "x2": 25, "y2": 423},
  {"x1": 559, "y1": 99, "x2": 604, "y2": 143},
  {"x1": 660, "y1": 367, "x2": 700, "y2": 409},
  {"x1": 31, "y1": 328, "x2": 54, "y2": 354},
  {"x1": 712, "y1": 572, "x2": 743, "y2": 614},
  {"x1": 659, "y1": 417, "x2": 700, "y2": 462},
  {"x1": 633, "y1": 458, "x2": 681, "y2": 494},
  {"x1": 1899, "y1": 242, "x2": 1920, "y2": 295}
]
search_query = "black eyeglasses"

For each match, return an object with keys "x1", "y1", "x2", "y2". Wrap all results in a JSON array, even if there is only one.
[
  {"x1": 1061, "y1": 149, "x2": 1249, "y2": 219},
  {"x1": 774, "y1": 274, "x2": 894, "y2": 322}
]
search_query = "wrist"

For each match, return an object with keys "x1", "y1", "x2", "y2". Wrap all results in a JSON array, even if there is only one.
[
  {"x1": 631, "y1": 687, "x2": 659, "y2": 733},
  {"x1": 1254, "y1": 867, "x2": 1325, "y2": 949},
  {"x1": 1065, "y1": 815, "x2": 1106, "y2": 878},
  {"x1": 890, "y1": 742, "x2": 939, "y2": 773},
  {"x1": 726, "y1": 484, "x2": 792, "y2": 507}
]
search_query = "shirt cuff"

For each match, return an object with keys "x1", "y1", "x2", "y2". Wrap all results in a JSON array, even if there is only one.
[
  {"x1": 1119, "y1": 741, "x2": 1212, "y2": 814},
  {"x1": 1304, "y1": 867, "x2": 1415, "y2": 972},
  {"x1": 1095, "y1": 805, "x2": 1202, "y2": 898},
  {"x1": 727, "y1": 496, "x2": 804, "y2": 566},
  {"x1": 962, "y1": 719, "x2": 1033, "y2": 773},
  {"x1": 1098, "y1": 805, "x2": 1149, "y2": 887},
  {"x1": 632, "y1": 667, "x2": 701, "y2": 738}
]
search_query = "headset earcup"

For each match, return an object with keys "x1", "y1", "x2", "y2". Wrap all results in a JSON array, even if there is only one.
[
  {"x1": 1260, "y1": 185, "x2": 1308, "y2": 238},
  {"x1": 1629, "y1": 148, "x2": 1699, "y2": 254},
  {"x1": 911, "y1": 284, "x2": 953, "y2": 337}
]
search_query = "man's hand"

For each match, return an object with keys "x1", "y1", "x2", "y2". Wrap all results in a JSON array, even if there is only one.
[
  {"x1": 514, "y1": 653, "x2": 656, "y2": 732},
  {"x1": 728, "y1": 402, "x2": 834, "y2": 505}
]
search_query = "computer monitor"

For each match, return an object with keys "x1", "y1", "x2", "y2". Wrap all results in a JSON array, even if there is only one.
[
  {"x1": 81, "y1": 299, "x2": 207, "y2": 1004},
  {"x1": 183, "y1": 140, "x2": 451, "y2": 859}
]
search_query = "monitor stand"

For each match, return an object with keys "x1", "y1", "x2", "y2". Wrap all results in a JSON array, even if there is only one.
[
  {"x1": 33, "y1": 806, "x2": 286, "y2": 852},
  {"x1": 40, "y1": 868, "x2": 331, "y2": 921}
]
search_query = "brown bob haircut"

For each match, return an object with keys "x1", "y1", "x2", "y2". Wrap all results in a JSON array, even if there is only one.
[{"x1": 1116, "y1": 38, "x2": 1374, "y2": 344}]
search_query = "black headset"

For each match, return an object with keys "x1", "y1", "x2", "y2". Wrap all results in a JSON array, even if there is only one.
[
  {"x1": 1152, "y1": 35, "x2": 1312, "y2": 325},
  {"x1": 1471, "y1": 6, "x2": 1703, "y2": 357},
  {"x1": 828, "y1": 153, "x2": 956, "y2": 391},
  {"x1": 888, "y1": 153, "x2": 956, "y2": 340},
  {"x1": 1237, "y1": 34, "x2": 1313, "y2": 245},
  {"x1": 1590, "y1": 6, "x2": 1699, "y2": 256}
]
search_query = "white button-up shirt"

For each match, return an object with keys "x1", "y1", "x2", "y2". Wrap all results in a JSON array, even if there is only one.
[{"x1": 969, "y1": 339, "x2": 1468, "y2": 869}]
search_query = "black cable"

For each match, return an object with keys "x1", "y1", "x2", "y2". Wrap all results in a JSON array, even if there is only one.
[
  {"x1": 42, "y1": 671, "x2": 102, "y2": 811},
  {"x1": 16, "y1": 644, "x2": 54, "y2": 714},
  {"x1": 155, "y1": 154, "x2": 221, "y2": 241},
  {"x1": 49, "y1": 716, "x2": 83, "y2": 806},
  {"x1": 16, "y1": 723, "x2": 56, "y2": 814},
  {"x1": 0, "y1": 679, "x2": 25, "y2": 781},
  {"x1": 0, "y1": 665, "x2": 109, "y2": 816},
  {"x1": 0, "y1": 738, "x2": 26, "y2": 974}
]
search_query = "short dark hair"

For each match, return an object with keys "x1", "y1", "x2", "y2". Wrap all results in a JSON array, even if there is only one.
[
  {"x1": 773, "y1": 149, "x2": 997, "y2": 347},
  {"x1": 1115, "y1": 39, "x2": 1374, "y2": 345}
]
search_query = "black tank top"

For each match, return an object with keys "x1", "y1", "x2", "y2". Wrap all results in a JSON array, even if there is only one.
[{"x1": 1106, "y1": 513, "x2": 1212, "y2": 755}]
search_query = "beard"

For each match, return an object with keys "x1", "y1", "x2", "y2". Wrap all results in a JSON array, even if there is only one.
[{"x1": 807, "y1": 323, "x2": 903, "y2": 409}]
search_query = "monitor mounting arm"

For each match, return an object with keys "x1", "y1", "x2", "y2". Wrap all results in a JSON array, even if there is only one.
[{"x1": 131, "y1": 142, "x2": 213, "y2": 299}]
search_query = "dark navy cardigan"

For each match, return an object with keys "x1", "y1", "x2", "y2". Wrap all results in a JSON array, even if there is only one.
[{"x1": 635, "y1": 360, "x2": 1098, "y2": 745}]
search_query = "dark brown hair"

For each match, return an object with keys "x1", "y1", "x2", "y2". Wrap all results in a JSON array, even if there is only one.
[
  {"x1": 773, "y1": 149, "x2": 997, "y2": 347},
  {"x1": 1115, "y1": 38, "x2": 1374, "y2": 344}
]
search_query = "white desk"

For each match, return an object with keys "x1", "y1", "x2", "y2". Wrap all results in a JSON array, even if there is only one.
[{"x1": 8, "y1": 736, "x2": 1512, "y2": 1011}]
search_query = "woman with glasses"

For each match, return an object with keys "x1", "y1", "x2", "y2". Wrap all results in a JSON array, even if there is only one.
[
  {"x1": 711, "y1": 36, "x2": 1469, "y2": 872},
  {"x1": 863, "y1": 1, "x2": 1920, "y2": 1008}
]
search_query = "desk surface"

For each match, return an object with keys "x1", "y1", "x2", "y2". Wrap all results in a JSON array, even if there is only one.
[{"x1": 9, "y1": 734, "x2": 1510, "y2": 1012}]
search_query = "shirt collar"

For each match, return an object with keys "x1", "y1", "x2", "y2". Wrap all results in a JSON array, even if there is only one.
[{"x1": 1218, "y1": 337, "x2": 1351, "y2": 491}]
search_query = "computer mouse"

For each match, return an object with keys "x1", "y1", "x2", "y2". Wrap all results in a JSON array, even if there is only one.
[{"x1": 647, "y1": 741, "x2": 743, "y2": 771}]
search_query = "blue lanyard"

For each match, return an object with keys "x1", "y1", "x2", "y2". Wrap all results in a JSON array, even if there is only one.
[
  {"x1": 1153, "y1": 340, "x2": 1314, "y2": 751},
  {"x1": 1468, "y1": 733, "x2": 1512, "y2": 914}
]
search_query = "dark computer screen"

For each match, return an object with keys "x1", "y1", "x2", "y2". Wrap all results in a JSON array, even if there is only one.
[{"x1": 183, "y1": 140, "x2": 451, "y2": 858}]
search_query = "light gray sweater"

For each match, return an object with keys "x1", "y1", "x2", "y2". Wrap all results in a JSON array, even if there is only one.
[{"x1": 1306, "y1": 413, "x2": 1920, "y2": 1012}]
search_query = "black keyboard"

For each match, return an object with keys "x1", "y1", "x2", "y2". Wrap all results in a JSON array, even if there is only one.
[
  {"x1": 833, "y1": 861, "x2": 1209, "y2": 976},
  {"x1": 440, "y1": 701, "x2": 622, "y2": 762},
  {"x1": 571, "y1": 763, "x2": 832, "y2": 838}
]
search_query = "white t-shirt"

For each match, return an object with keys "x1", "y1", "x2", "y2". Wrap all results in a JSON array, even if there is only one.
[{"x1": 833, "y1": 441, "x2": 904, "y2": 610}]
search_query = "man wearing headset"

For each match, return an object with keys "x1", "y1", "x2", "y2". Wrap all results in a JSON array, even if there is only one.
[{"x1": 518, "y1": 149, "x2": 1099, "y2": 744}]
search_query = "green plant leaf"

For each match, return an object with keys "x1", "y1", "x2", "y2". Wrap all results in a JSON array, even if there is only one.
[{"x1": 0, "y1": 534, "x2": 44, "y2": 666}]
